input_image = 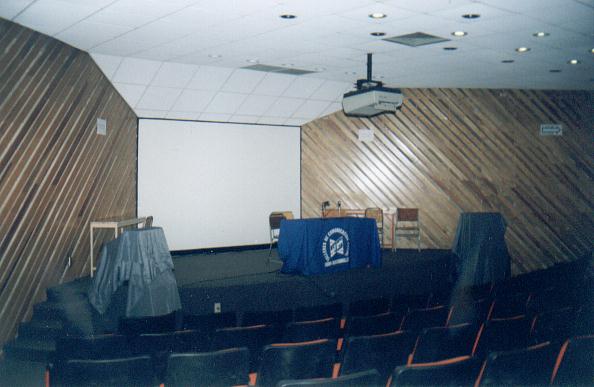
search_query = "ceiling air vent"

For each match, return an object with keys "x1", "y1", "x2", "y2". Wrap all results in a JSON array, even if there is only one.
[
  {"x1": 383, "y1": 32, "x2": 449, "y2": 47},
  {"x1": 242, "y1": 64, "x2": 316, "y2": 75}
]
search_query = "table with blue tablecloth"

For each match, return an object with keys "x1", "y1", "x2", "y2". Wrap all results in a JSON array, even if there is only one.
[{"x1": 278, "y1": 217, "x2": 381, "y2": 275}]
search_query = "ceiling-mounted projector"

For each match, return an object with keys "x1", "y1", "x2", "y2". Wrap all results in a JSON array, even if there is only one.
[{"x1": 342, "y1": 53, "x2": 403, "y2": 117}]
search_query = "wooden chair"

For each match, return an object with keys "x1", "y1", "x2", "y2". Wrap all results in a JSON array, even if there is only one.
[
  {"x1": 393, "y1": 208, "x2": 420, "y2": 251},
  {"x1": 269, "y1": 212, "x2": 293, "y2": 257},
  {"x1": 365, "y1": 208, "x2": 384, "y2": 247}
]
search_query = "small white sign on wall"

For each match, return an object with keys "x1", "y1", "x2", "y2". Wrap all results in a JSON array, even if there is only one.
[
  {"x1": 97, "y1": 118, "x2": 107, "y2": 136},
  {"x1": 358, "y1": 128, "x2": 374, "y2": 142},
  {"x1": 539, "y1": 123, "x2": 562, "y2": 136}
]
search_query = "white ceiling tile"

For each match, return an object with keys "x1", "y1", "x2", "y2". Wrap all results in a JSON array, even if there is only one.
[
  {"x1": 134, "y1": 109, "x2": 168, "y2": 118},
  {"x1": 199, "y1": 112, "x2": 232, "y2": 122},
  {"x1": 282, "y1": 78, "x2": 326, "y2": 98},
  {"x1": 291, "y1": 100, "x2": 332, "y2": 119},
  {"x1": 204, "y1": 92, "x2": 248, "y2": 114},
  {"x1": 229, "y1": 115, "x2": 260, "y2": 124},
  {"x1": 384, "y1": 0, "x2": 474, "y2": 13},
  {"x1": 112, "y1": 82, "x2": 146, "y2": 108},
  {"x1": 235, "y1": 95, "x2": 278, "y2": 116},
  {"x1": 252, "y1": 73, "x2": 296, "y2": 96},
  {"x1": 14, "y1": 0, "x2": 103, "y2": 35},
  {"x1": 136, "y1": 86, "x2": 182, "y2": 110},
  {"x1": 309, "y1": 80, "x2": 353, "y2": 101},
  {"x1": 257, "y1": 116, "x2": 288, "y2": 125},
  {"x1": 165, "y1": 111, "x2": 200, "y2": 120},
  {"x1": 112, "y1": 57, "x2": 162, "y2": 85},
  {"x1": 151, "y1": 62, "x2": 198, "y2": 88},
  {"x1": 221, "y1": 69, "x2": 267, "y2": 94},
  {"x1": 0, "y1": 0, "x2": 36, "y2": 20},
  {"x1": 283, "y1": 118, "x2": 308, "y2": 126},
  {"x1": 91, "y1": 53, "x2": 123, "y2": 80},
  {"x1": 171, "y1": 89, "x2": 216, "y2": 112},
  {"x1": 320, "y1": 102, "x2": 343, "y2": 117},
  {"x1": 263, "y1": 97, "x2": 305, "y2": 117},
  {"x1": 186, "y1": 66, "x2": 234, "y2": 90},
  {"x1": 56, "y1": 21, "x2": 133, "y2": 50}
]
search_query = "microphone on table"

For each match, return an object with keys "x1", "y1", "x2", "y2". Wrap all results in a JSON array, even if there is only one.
[
  {"x1": 321, "y1": 201, "x2": 330, "y2": 216},
  {"x1": 337, "y1": 200, "x2": 342, "y2": 216}
]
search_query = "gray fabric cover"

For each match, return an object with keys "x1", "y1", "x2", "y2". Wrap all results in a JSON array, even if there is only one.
[
  {"x1": 89, "y1": 227, "x2": 181, "y2": 317},
  {"x1": 452, "y1": 212, "x2": 511, "y2": 286}
]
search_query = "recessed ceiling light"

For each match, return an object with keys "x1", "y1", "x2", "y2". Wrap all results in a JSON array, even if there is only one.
[
  {"x1": 280, "y1": 14, "x2": 296, "y2": 19},
  {"x1": 345, "y1": 71, "x2": 358, "y2": 75},
  {"x1": 314, "y1": 67, "x2": 326, "y2": 72},
  {"x1": 443, "y1": 47, "x2": 458, "y2": 51},
  {"x1": 568, "y1": 59, "x2": 580, "y2": 64},
  {"x1": 502, "y1": 59, "x2": 515, "y2": 63},
  {"x1": 369, "y1": 13, "x2": 387, "y2": 19},
  {"x1": 515, "y1": 47, "x2": 530, "y2": 53},
  {"x1": 462, "y1": 13, "x2": 480, "y2": 19},
  {"x1": 370, "y1": 32, "x2": 386, "y2": 36},
  {"x1": 533, "y1": 31, "x2": 549, "y2": 37},
  {"x1": 452, "y1": 31, "x2": 467, "y2": 37},
  {"x1": 281, "y1": 63, "x2": 294, "y2": 67},
  {"x1": 549, "y1": 69, "x2": 562, "y2": 73},
  {"x1": 590, "y1": 48, "x2": 594, "y2": 54},
  {"x1": 246, "y1": 59, "x2": 259, "y2": 63},
  {"x1": 208, "y1": 54, "x2": 222, "y2": 58}
]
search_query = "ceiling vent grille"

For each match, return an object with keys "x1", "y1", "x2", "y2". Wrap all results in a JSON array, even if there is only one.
[
  {"x1": 242, "y1": 64, "x2": 316, "y2": 75},
  {"x1": 383, "y1": 32, "x2": 449, "y2": 47}
]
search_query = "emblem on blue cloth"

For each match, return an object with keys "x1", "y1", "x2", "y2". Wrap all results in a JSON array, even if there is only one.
[{"x1": 322, "y1": 228, "x2": 350, "y2": 267}]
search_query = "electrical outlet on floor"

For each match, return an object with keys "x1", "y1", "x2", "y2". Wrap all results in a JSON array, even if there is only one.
[{"x1": 214, "y1": 302, "x2": 221, "y2": 313}]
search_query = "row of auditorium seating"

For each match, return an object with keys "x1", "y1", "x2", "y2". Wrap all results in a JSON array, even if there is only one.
[{"x1": 48, "y1": 334, "x2": 594, "y2": 386}]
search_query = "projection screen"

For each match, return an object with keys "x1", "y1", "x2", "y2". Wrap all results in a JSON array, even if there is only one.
[{"x1": 138, "y1": 119, "x2": 301, "y2": 251}]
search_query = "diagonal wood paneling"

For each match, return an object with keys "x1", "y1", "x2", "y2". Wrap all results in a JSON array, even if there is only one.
[
  {"x1": 302, "y1": 88, "x2": 593, "y2": 275},
  {"x1": 0, "y1": 19, "x2": 137, "y2": 350}
]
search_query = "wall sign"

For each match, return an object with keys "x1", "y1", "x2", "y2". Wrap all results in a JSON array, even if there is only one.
[{"x1": 539, "y1": 123, "x2": 562, "y2": 136}]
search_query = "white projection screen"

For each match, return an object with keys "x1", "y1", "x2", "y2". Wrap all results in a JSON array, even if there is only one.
[{"x1": 138, "y1": 119, "x2": 301, "y2": 251}]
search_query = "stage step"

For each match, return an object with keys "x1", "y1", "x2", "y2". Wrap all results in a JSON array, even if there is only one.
[
  {"x1": 31, "y1": 300, "x2": 89, "y2": 321},
  {"x1": 18, "y1": 319, "x2": 64, "y2": 340},
  {"x1": 3, "y1": 337, "x2": 56, "y2": 362},
  {"x1": 46, "y1": 277, "x2": 90, "y2": 303}
]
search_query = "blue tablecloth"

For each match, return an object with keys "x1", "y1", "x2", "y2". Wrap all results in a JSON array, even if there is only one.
[{"x1": 278, "y1": 217, "x2": 381, "y2": 275}]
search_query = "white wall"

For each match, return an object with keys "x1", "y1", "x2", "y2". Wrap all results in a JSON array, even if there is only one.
[{"x1": 138, "y1": 119, "x2": 301, "y2": 251}]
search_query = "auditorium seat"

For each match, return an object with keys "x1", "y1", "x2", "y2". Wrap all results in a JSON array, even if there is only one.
[
  {"x1": 447, "y1": 298, "x2": 491, "y2": 326},
  {"x1": 530, "y1": 307, "x2": 578, "y2": 345},
  {"x1": 409, "y1": 323, "x2": 479, "y2": 364},
  {"x1": 164, "y1": 348, "x2": 249, "y2": 387},
  {"x1": 391, "y1": 293, "x2": 430, "y2": 313},
  {"x1": 210, "y1": 324, "x2": 275, "y2": 372},
  {"x1": 473, "y1": 316, "x2": 531, "y2": 358},
  {"x1": 551, "y1": 335, "x2": 594, "y2": 385},
  {"x1": 171, "y1": 329, "x2": 210, "y2": 352},
  {"x1": 527, "y1": 287, "x2": 576, "y2": 315},
  {"x1": 340, "y1": 330, "x2": 416, "y2": 380},
  {"x1": 283, "y1": 317, "x2": 341, "y2": 343},
  {"x1": 242, "y1": 309, "x2": 294, "y2": 327},
  {"x1": 400, "y1": 305, "x2": 449, "y2": 332},
  {"x1": 488, "y1": 293, "x2": 529, "y2": 319},
  {"x1": 54, "y1": 334, "x2": 131, "y2": 361},
  {"x1": 389, "y1": 356, "x2": 482, "y2": 387},
  {"x1": 256, "y1": 339, "x2": 337, "y2": 387},
  {"x1": 348, "y1": 297, "x2": 390, "y2": 317},
  {"x1": 294, "y1": 302, "x2": 343, "y2": 322},
  {"x1": 476, "y1": 342, "x2": 559, "y2": 386},
  {"x1": 276, "y1": 369, "x2": 382, "y2": 387},
  {"x1": 52, "y1": 355, "x2": 154, "y2": 387},
  {"x1": 118, "y1": 311, "x2": 177, "y2": 335},
  {"x1": 183, "y1": 311, "x2": 237, "y2": 331},
  {"x1": 344, "y1": 312, "x2": 401, "y2": 337},
  {"x1": 453, "y1": 283, "x2": 492, "y2": 302},
  {"x1": 129, "y1": 331, "x2": 174, "y2": 356}
]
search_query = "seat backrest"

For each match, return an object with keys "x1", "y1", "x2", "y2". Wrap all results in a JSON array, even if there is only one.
[
  {"x1": 489, "y1": 292, "x2": 529, "y2": 319},
  {"x1": 165, "y1": 347, "x2": 249, "y2": 387},
  {"x1": 211, "y1": 324, "x2": 275, "y2": 372},
  {"x1": 57, "y1": 355, "x2": 154, "y2": 387},
  {"x1": 270, "y1": 212, "x2": 287, "y2": 229},
  {"x1": 447, "y1": 298, "x2": 492, "y2": 326},
  {"x1": 294, "y1": 302, "x2": 343, "y2": 322},
  {"x1": 392, "y1": 294, "x2": 430, "y2": 314},
  {"x1": 551, "y1": 335, "x2": 594, "y2": 385},
  {"x1": 396, "y1": 208, "x2": 418, "y2": 222},
  {"x1": 400, "y1": 305, "x2": 449, "y2": 332},
  {"x1": 118, "y1": 311, "x2": 177, "y2": 335},
  {"x1": 257, "y1": 339, "x2": 337, "y2": 387},
  {"x1": 129, "y1": 331, "x2": 175, "y2": 355},
  {"x1": 364, "y1": 208, "x2": 383, "y2": 225},
  {"x1": 410, "y1": 323, "x2": 480, "y2": 364},
  {"x1": 277, "y1": 369, "x2": 383, "y2": 387},
  {"x1": 340, "y1": 330, "x2": 416, "y2": 379},
  {"x1": 242, "y1": 309, "x2": 294, "y2": 327},
  {"x1": 172, "y1": 329, "x2": 210, "y2": 353},
  {"x1": 55, "y1": 334, "x2": 131, "y2": 361},
  {"x1": 144, "y1": 216, "x2": 153, "y2": 228},
  {"x1": 283, "y1": 317, "x2": 341, "y2": 342},
  {"x1": 529, "y1": 307, "x2": 578, "y2": 345},
  {"x1": 473, "y1": 316, "x2": 531, "y2": 358},
  {"x1": 390, "y1": 356, "x2": 482, "y2": 387},
  {"x1": 476, "y1": 342, "x2": 559, "y2": 386},
  {"x1": 344, "y1": 312, "x2": 402, "y2": 338},
  {"x1": 183, "y1": 311, "x2": 237, "y2": 331},
  {"x1": 348, "y1": 297, "x2": 391, "y2": 317}
]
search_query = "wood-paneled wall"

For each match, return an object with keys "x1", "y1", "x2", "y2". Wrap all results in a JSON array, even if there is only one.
[
  {"x1": 0, "y1": 19, "x2": 137, "y2": 349},
  {"x1": 302, "y1": 88, "x2": 593, "y2": 275}
]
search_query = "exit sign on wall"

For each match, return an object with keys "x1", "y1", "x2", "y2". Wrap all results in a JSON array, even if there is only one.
[{"x1": 540, "y1": 123, "x2": 563, "y2": 136}]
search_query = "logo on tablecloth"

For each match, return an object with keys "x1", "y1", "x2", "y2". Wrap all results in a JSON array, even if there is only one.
[{"x1": 322, "y1": 228, "x2": 350, "y2": 267}]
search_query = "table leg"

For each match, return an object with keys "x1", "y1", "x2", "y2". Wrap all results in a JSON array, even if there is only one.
[{"x1": 90, "y1": 224, "x2": 94, "y2": 278}]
